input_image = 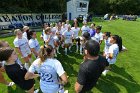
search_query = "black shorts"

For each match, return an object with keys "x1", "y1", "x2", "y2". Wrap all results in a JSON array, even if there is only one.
[
  {"x1": 19, "y1": 79, "x2": 35, "y2": 90},
  {"x1": 72, "y1": 37, "x2": 80, "y2": 45},
  {"x1": 79, "y1": 84, "x2": 95, "y2": 93}
]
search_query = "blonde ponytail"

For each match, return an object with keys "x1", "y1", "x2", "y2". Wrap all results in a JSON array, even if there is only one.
[{"x1": 38, "y1": 45, "x2": 53, "y2": 65}]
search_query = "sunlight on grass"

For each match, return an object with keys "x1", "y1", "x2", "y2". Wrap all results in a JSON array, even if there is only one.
[{"x1": 0, "y1": 18, "x2": 140, "y2": 93}]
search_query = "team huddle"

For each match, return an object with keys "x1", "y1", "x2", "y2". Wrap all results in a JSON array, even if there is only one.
[{"x1": 0, "y1": 19, "x2": 127, "y2": 93}]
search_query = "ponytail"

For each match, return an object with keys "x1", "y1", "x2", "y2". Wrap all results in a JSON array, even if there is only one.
[
  {"x1": 118, "y1": 36, "x2": 122, "y2": 51},
  {"x1": 26, "y1": 29, "x2": 31, "y2": 40},
  {"x1": 112, "y1": 35, "x2": 122, "y2": 51},
  {"x1": 29, "y1": 30, "x2": 35, "y2": 40},
  {"x1": 38, "y1": 45, "x2": 53, "y2": 65}
]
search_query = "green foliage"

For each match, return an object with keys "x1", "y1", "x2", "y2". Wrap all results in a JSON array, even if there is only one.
[
  {"x1": 0, "y1": 0, "x2": 140, "y2": 14},
  {"x1": 89, "y1": 0, "x2": 140, "y2": 14},
  {"x1": 0, "y1": 0, "x2": 66, "y2": 13}
]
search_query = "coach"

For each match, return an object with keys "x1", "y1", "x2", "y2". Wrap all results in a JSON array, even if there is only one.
[{"x1": 75, "y1": 40, "x2": 109, "y2": 93}]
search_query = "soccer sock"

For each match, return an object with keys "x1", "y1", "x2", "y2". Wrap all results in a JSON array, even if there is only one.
[
  {"x1": 24, "y1": 63, "x2": 29, "y2": 70},
  {"x1": 76, "y1": 43, "x2": 79, "y2": 51},
  {"x1": 57, "y1": 46, "x2": 60, "y2": 53},
  {"x1": 69, "y1": 45, "x2": 71, "y2": 51},
  {"x1": 54, "y1": 49, "x2": 57, "y2": 57},
  {"x1": 80, "y1": 45, "x2": 82, "y2": 54},
  {"x1": 65, "y1": 48, "x2": 67, "y2": 55},
  {"x1": 102, "y1": 70, "x2": 109, "y2": 76}
]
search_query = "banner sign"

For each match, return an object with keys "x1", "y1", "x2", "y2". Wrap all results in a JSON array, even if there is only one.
[{"x1": 0, "y1": 13, "x2": 62, "y2": 27}]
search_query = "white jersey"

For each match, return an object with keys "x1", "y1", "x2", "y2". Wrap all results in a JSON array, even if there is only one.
[
  {"x1": 28, "y1": 58, "x2": 65, "y2": 93},
  {"x1": 22, "y1": 32, "x2": 27, "y2": 39},
  {"x1": 81, "y1": 26, "x2": 90, "y2": 35},
  {"x1": 29, "y1": 38, "x2": 40, "y2": 54},
  {"x1": 107, "y1": 44, "x2": 119, "y2": 64},
  {"x1": 65, "y1": 24, "x2": 71, "y2": 30},
  {"x1": 61, "y1": 27, "x2": 67, "y2": 33},
  {"x1": 71, "y1": 27, "x2": 80, "y2": 38},
  {"x1": 53, "y1": 36, "x2": 59, "y2": 42},
  {"x1": 63, "y1": 30, "x2": 73, "y2": 44},
  {"x1": 56, "y1": 29, "x2": 63, "y2": 36},
  {"x1": 51, "y1": 27, "x2": 57, "y2": 35},
  {"x1": 13, "y1": 37, "x2": 31, "y2": 57},
  {"x1": 104, "y1": 38, "x2": 111, "y2": 54},
  {"x1": 43, "y1": 34, "x2": 55, "y2": 48},
  {"x1": 92, "y1": 32, "x2": 103, "y2": 43}
]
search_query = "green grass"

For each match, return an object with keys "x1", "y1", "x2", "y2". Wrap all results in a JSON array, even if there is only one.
[{"x1": 0, "y1": 18, "x2": 140, "y2": 93}]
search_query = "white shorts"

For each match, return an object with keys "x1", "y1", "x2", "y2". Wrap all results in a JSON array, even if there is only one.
[
  {"x1": 64, "y1": 40, "x2": 72, "y2": 44},
  {"x1": 40, "y1": 84, "x2": 59, "y2": 93},
  {"x1": 107, "y1": 58, "x2": 116, "y2": 65},
  {"x1": 21, "y1": 49, "x2": 31, "y2": 58}
]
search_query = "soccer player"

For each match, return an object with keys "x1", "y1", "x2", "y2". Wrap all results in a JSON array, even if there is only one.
[
  {"x1": 92, "y1": 26, "x2": 103, "y2": 45},
  {"x1": 25, "y1": 45, "x2": 68, "y2": 93},
  {"x1": 102, "y1": 35, "x2": 122, "y2": 75},
  {"x1": 71, "y1": 23, "x2": 80, "y2": 52},
  {"x1": 0, "y1": 40, "x2": 15, "y2": 87},
  {"x1": 102, "y1": 32, "x2": 111, "y2": 57},
  {"x1": 62, "y1": 26, "x2": 73, "y2": 55},
  {"x1": 13, "y1": 29, "x2": 32, "y2": 70},
  {"x1": 0, "y1": 47, "x2": 37, "y2": 93},
  {"x1": 28, "y1": 30, "x2": 40, "y2": 58},
  {"x1": 75, "y1": 40, "x2": 109, "y2": 93},
  {"x1": 81, "y1": 21, "x2": 90, "y2": 35}
]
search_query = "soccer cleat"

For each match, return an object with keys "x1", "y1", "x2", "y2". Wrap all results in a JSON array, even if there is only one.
[
  {"x1": 102, "y1": 70, "x2": 109, "y2": 76},
  {"x1": 64, "y1": 90, "x2": 68, "y2": 93},
  {"x1": 34, "y1": 89, "x2": 39, "y2": 93},
  {"x1": 7, "y1": 82, "x2": 15, "y2": 86},
  {"x1": 57, "y1": 51, "x2": 61, "y2": 54}
]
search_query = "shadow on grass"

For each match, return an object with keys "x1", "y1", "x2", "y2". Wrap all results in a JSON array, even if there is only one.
[
  {"x1": 111, "y1": 65, "x2": 137, "y2": 83},
  {"x1": 92, "y1": 17, "x2": 105, "y2": 22},
  {"x1": 96, "y1": 65, "x2": 140, "y2": 93},
  {"x1": 8, "y1": 86, "x2": 43, "y2": 93},
  {"x1": 57, "y1": 54, "x2": 79, "y2": 77},
  {"x1": 8, "y1": 86, "x2": 25, "y2": 93}
]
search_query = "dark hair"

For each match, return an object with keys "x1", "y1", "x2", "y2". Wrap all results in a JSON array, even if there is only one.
[
  {"x1": 29, "y1": 30, "x2": 36, "y2": 39},
  {"x1": 44, "y1": 22, "x2": 50, "y2": 27},
  {"x1": 112, "y1": 35, "x2": 122, "y2": 51},
  {"x1": 0, "y1": 47, "x2": 14, "y2": 61},
  {"x1": 26, "y1": 29, "x2": 31, "y2": 40},
  {"x1": 39, "y1": 45, "x2": 53, "y2": 63},
  {"x1": 84, "y1": 40, "x2": 100, "y2": 56},
  {"x1": 96, "y1": 25, "x2": 102, "y2": 30},
  {"x1": 104, "y1": 32, "x2": 111, "y2": 37},
  {"x1": 83, "y1": 32, "x2": 91, "y2": 40}
]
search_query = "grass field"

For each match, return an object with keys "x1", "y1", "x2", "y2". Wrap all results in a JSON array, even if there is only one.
[{"x1": 0, "y1": 18, "x2": 140, "y2": 93}]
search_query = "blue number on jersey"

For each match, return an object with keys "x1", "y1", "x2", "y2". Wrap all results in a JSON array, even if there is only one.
[{"x1": 39, "y1": 72, "x2": 53, "y2": 82}]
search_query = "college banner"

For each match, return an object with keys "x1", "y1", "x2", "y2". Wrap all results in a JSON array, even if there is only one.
[{"x1": 0, "y1": 13, "x2": 62, "y2": 28}]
